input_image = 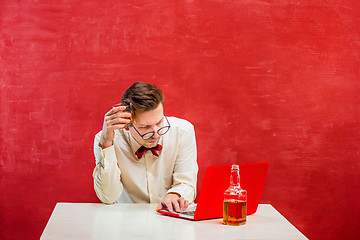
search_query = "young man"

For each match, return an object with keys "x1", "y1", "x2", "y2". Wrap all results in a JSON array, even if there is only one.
[{"x1": 93, "y1": 82, "x2": 198, "y2": 212}]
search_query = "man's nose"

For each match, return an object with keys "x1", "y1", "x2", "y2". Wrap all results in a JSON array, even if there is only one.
[{"x1": 151, "y1": 125, "x2": 160, "y2": 138}]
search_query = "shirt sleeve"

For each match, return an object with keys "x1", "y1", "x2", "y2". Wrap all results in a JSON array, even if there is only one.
[
  {"x1": 93, "y1": 132, "x2": 123, "y2": 204},
  {"x1": 167, "y1": 123, "x2": 198, "y2": 203}
]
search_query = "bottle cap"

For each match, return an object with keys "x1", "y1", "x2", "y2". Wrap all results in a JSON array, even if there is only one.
[{"x1": 231, "y1": 165, "x2": 239, "y2": 170}]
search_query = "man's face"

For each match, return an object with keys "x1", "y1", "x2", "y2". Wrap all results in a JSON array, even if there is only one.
[{"x1": 130, "y1": 103, "x2": 165, "y2": 148}]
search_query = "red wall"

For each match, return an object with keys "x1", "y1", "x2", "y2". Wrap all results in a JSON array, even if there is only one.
[{"x1": 1, "y1": 1, "x2": 359, "y2": 239}]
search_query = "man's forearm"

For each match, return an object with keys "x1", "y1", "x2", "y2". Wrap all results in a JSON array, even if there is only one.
[
  {"x1": 93, "y1": 163, "x2": 122, "y2": 204},
  {"x1": 93, "y1": 134, "x2": 123, "y2": 204}
]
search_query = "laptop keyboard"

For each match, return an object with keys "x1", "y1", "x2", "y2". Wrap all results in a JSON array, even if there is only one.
[{"x1": 180, "y1": 210, "x2": 195, "y2": 216}]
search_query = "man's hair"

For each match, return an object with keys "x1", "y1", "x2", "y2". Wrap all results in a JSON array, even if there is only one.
[{"x1": 121, "y1": 82, "x2": 164, "y2": 112}]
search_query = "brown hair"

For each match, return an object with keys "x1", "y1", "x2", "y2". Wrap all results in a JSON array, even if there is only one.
[{"x1": 121, "y1": 82, "x2": 164, "y2": 112}]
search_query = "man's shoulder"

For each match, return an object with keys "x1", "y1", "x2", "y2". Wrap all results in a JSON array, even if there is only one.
[{"x1": 168, "y1": 117, "x2": 194, "y2": 132}]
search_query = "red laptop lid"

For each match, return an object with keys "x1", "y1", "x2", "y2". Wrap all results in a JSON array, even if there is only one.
[{"x1": 194, "y1": 162, "x2": 269, "y2": 220}]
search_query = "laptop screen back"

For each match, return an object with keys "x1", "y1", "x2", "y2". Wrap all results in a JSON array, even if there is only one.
[{"x1": 194, "y1": 162, "x2": 269, "y2": 220}]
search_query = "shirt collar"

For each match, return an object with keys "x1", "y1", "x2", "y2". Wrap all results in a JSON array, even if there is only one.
[{"x1": 119, "y1": 129, "x2": 164, "y2": 161}]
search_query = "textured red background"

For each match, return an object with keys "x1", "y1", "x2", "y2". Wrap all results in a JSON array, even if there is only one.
[{"x1": 1, "y1": 1, "x2": 360, "y2": 239}]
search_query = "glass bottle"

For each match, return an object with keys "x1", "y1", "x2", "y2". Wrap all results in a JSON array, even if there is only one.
[{"x1": 223, "y1": 164, "x2": 247, "y2": 225}]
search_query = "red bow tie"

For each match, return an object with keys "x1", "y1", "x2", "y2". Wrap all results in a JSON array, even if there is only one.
[{"x1": 135, "y1": 144, "x2": 163, "y2": 159}]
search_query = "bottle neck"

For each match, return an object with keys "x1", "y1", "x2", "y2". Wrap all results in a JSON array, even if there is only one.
[{"x1": 230, "y1": 169, "x2": 240, "y2": 187}]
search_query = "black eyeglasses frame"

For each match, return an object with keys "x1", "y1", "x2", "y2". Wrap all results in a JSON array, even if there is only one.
[{"x1": 132, "y1": 115, "x2": 171, "y2": 140}]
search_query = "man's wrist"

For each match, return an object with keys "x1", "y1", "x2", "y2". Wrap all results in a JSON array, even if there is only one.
[{"x1": 99, "y1": 140, "x2": 113, "y2": 149}]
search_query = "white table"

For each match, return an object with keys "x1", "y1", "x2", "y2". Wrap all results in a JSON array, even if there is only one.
[{"x1": 41, "y1": 203, "x2": 308, "y2": 240}]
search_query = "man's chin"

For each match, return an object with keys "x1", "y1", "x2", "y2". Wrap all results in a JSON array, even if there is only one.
[{"x1": 145, "y1": 140, "x2": 159, "y2": 148}]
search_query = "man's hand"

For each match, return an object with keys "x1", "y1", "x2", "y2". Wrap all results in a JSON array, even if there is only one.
[
  {"x1": 156, "y1": 193, "x2": 189, "y2": 213},
  {"x1": 99, "y1": 105, "x2": 132, "y2": 148}
]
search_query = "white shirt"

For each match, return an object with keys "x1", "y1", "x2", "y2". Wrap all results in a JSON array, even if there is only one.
[{"x1": 93, "y1": 117, "x2": 198, "y2": 204}]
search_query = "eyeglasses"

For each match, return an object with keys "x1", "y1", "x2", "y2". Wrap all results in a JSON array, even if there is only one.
[{"x1": 132, "y1": 115, "x2": 171, "y2": 140}]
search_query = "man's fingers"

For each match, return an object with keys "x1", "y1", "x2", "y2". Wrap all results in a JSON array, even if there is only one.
[
  {"x1": 165, "y1": 201, "x2": 173, "y2": 212},
  {"x1": 99, "y1": 105, "x2": 131, "y2": 149},
  {"x1": 156, "y1": 202, "x2": 162, "y2": 212},
  {"x1": 105, "y1": 112, "x2": 132, "y2": 122},
  {"x1": 105, "y1": 105, "x2": 127, "y2": 116},
  {"x1": 178, "y1": 198, "x2": 189, "y2": 211},
  {"x1": 172, "y1": 199, "x2": 181, "y2": 212},
  {"x1": 156, "y1": 194, "x2": 187, "y2": 213},
  {"x1": 106, "y1": 117, "x2": 130, "y2": 127},
  {"x1": 178, "y1": 197, "x2": 186, "y2": 211},
  {"x1": 184, "y1": 200, "x2": 189, "y2": 210}
]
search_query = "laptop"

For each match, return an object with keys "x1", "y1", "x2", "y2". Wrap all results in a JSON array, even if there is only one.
[{"x1": 158, "y1": 162, "x2": 269, "y2": 220}]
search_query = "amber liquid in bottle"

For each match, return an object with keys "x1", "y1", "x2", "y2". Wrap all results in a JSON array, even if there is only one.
[
  {"x1": 113, "y1": 103, "x2": 134, "y2": 131},
  {"x1": 223, "y1": 200, "x2": 246, "y2": 225},
  {"x1": 124, "y1": 103, "x2": 134, "y2": 129},
  {"x1": 223, "y1": 165, "x2": 247, "y2": 226}
]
